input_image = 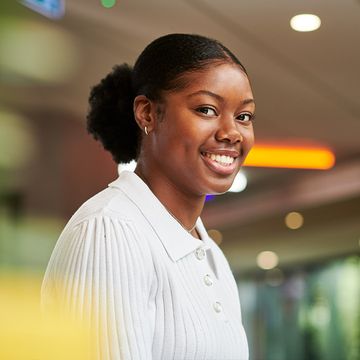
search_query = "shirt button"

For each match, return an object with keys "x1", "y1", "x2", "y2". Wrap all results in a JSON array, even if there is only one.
[
  {"x1": 204, "y1": 274, "x2": 213, "y2": 286},
  {"x1": 195, "y1": 247, "x2": 206, "y2": 260},
  {"x1": 213, "y1": 301, "x2": 222, "y2": 313}
]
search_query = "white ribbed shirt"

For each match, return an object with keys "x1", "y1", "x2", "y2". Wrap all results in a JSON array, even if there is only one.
[{"x1": 41, "y1": 170, "x2": 248, "y2": 360}]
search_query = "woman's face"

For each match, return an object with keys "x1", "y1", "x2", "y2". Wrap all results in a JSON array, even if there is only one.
[{"x1": 149, "y1": 62, "x2": 255, "y2": 196}]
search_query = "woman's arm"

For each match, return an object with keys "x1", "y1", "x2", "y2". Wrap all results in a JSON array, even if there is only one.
[{"x1": 41, "y1": 213, "x2": 154, "y2": 360}]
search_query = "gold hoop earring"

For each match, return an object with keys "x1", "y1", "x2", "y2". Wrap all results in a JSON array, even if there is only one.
[{"x1": 144, "y1": 126, "x2": 149, "y2": 135}]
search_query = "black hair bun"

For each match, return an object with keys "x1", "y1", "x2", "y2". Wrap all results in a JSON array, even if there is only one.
[{"x1": 86, "y1": 63, "x2": 140, "y2": 164}]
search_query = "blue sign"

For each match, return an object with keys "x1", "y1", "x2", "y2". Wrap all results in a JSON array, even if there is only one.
[{"x1": 20, "y1": 0, "x2": 65, "y2": 19}]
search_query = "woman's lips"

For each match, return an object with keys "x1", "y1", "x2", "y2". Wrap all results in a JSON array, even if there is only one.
[{"x1": 200, "y1": 152, "x2": 239, "y2": 175}]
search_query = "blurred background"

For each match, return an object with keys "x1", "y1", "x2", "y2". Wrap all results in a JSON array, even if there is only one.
[{"x1": 0, "y1": 1, "x2": 359, "y2": 359}]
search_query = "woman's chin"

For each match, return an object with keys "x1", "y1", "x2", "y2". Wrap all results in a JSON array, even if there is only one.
[{"x1": 204, "y1": 180, "x2": 234, "y2": 196}]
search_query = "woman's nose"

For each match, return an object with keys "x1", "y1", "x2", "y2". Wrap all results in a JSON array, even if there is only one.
[{"x1": 215, "y1": 116, "x2": 243, "y2": 144}]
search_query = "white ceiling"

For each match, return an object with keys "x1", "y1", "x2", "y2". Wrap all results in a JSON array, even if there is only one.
[{"x1": 1, "y1": 0, "x2": 359, "y2": 271}]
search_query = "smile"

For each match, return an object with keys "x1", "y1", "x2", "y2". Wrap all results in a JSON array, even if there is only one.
[
  {"x1": 202, "y1": 152, "x2": 235, "y2": 166},
  {"x1": 200, "y1": 151, "x2": 239, "y2": 175}
]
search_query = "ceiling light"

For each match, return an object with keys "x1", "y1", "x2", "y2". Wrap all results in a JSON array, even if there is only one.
[
  {"x1": 256, "y1": 251, "x2": 279, "y2": 270},
  {"x1": 290, "y1": 14, "x2": 321, "y2": 32},
  {"x1": 244, "y1": 144, "x2": 335, "y2": 169},
  {"x1": 285, "y1": 212, "x2": 304, "y2": 229}
]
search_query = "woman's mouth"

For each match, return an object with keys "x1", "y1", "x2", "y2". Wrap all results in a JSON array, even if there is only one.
[
  {"x1": 204, "y1": 152, "x2": 235, "y2": 165},
  {"x1": 200, "y1": 151, "x2": 239, "y2": 175}
]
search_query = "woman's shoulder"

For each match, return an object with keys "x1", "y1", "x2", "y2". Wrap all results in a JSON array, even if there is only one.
[
  {"x1": 54, "y1": 183, "x2": 153, "y2": 262},
  {"x1": 67, "y1": 184, "x2": 141, "y2": 228},
  {"x1": 43, "y1": 183, "x2": 154, "y2": 288}
]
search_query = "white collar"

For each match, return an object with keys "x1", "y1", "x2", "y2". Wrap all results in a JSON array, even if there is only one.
[{"x1": 108, "y1": 170, "x2": 211, "y2": 262}]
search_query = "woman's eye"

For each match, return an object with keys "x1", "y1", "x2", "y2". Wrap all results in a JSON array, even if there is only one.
[
  {"x1": 237, "y1": 113, "x2": 253, "y2": 122},
  {"x1": 196, "y1": 107, "x2": 217, "y2": 116}
]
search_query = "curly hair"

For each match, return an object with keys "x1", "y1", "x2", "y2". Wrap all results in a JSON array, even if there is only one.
[{"x1": 86, "y1": 33, "x2": 248, "y2": 164}]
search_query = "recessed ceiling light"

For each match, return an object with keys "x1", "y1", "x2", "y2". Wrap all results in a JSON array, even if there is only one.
[{"x1": 290, "y1": 14, "x2": 321, "y2": 32}]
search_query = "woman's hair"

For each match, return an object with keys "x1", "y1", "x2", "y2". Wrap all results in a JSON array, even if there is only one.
[{"x1": 87, "y1": 33, "x2": 248, "y2": 163}]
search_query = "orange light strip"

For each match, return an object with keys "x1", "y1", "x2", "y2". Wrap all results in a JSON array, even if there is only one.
[{"x1": 243, "y1": 145, "x2": 335, "y2": 169}]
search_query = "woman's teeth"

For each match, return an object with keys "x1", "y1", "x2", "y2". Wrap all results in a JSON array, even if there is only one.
[{"x1": 203, "y1": 152, "x2": 235, "y2": 166}]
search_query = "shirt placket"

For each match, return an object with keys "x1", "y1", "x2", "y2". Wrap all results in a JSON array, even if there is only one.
[{"x1": 193, "y1": 245, "x2": 228, "y2": 323}]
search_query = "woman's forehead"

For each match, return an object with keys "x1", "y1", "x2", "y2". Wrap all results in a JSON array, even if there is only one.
[{"x1": 168, "y1": 64, "x2": 253, "y2": 101}]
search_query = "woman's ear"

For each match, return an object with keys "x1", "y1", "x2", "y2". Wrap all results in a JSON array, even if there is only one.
[{"x1": 133, "y1": 95, "x2": 157, "y2": 133}]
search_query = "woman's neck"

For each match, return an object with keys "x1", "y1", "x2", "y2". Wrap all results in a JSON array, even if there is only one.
[{"x1": 134, "y1": 166, "x2": 206, "y2": 233}]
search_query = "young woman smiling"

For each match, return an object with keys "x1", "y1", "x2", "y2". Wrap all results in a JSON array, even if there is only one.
[{"x1": 42, "y1": 33, "x2": 255, "y2": 360}]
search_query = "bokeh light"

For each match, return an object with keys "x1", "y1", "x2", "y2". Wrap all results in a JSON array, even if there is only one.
[
  {"x1": 228, "y1": 171, "x2": 247, "y2": 193},
  {"x1": 308, "y1": 300, "x2": 331, "y2": 327},
  {"x1": 257, "y1": 251, "x2": 279, "y2": 270},
  {"x1": 285, "y1": 211, "x2": 304, "y2": 230},
  {"x1": 208, "y1": 229, "x2": 223, "y2": 245},
  {"x1": 101, "y1": 0, "x2": 117, "y2": 8},
  {"x1": 244, "y1": 144, "x2": 335, "y2": 169},
  {"x1": 0, "y1": 108, "x2": 36, "y2": 169},
  {"x1": 0, "y1": 18, "x2": 78, "y2": 83}
]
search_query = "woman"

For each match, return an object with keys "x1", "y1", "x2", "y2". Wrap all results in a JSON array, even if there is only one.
[{"x1": 41, "y1": 33, "x2": 255, "y2": 360}]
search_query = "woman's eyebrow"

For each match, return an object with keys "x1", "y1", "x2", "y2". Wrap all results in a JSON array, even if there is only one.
[
  {"x1": 187, "y1": 90, "x2": 255, "y2": 106},
  {"x1": 187, "y1": 90, "x2": 224, "y2": 102},
  {"x1": 242, "y1": 98, "x2": 255, "y2": 106}
]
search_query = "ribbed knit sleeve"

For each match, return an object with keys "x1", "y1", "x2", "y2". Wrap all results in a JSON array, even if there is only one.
[{"x1": 41, "y1": 213, "x2": 154, "y2": 360}]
